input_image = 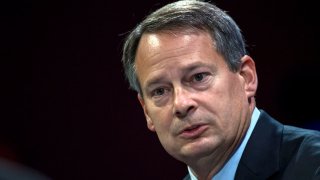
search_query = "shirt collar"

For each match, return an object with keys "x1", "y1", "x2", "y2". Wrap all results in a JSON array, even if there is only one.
[{"x1": 188, "y1": 107, "x2": 260, "y2": 180}]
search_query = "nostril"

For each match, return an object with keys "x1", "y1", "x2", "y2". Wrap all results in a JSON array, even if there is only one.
[
  {"x1": 175, "y1": 105, "x2": 195, "y2": 118},
  {"x1": 187, "y1": 106, "x2": 195, "y2": 113},
  {"x1": 175, "y1": 110, "x2": 183, "y2": 117}
]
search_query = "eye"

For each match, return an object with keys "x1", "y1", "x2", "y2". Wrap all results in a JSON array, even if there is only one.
[
  {"x1": 151, "y1": 87, "x2": 166, "y2": 97},
  {"x1": 192, "y1": 73, "x2": 208, "y2": 82}
]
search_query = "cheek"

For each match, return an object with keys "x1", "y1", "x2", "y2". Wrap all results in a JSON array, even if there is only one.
[
  {"x1": 148, "y1": 108, "x2": 178, "y2": 154},
  {"x1": 147, "y1": 105, "x2": 173, "y2": 132},
  {"x1": 203, "y1": 80, "x2": 244, "y2": 130}
]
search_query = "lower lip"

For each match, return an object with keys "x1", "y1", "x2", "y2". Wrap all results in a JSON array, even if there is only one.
[{"x1": 179, "y1": 125, "x2": 208, "y2": 139}]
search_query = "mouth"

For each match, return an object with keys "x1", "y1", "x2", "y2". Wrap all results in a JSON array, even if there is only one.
[{"x1": 179, "y1": 124, "x2": 208, "y2": 139}]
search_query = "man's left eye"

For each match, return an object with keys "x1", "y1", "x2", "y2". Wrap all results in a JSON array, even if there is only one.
[{"x1": 193, "y1": 73, "x2": 207, "y2": 82}]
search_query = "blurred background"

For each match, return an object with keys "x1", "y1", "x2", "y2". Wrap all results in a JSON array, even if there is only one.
[{"x1": 1, "y1": 0, "x2": 319, "y2": 179}]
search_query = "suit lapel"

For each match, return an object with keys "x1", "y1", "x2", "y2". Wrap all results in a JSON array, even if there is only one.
[{"x1": 235, "y1": 110, "x2": 283, "y2": 179}]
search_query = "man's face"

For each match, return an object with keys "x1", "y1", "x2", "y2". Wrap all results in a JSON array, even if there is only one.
[{"x1": 135, "y1": 31, "x2": 257, "y2": 164}]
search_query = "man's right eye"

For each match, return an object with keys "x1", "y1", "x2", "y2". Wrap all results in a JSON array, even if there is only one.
[{"x1": 152, "y1": 88, "x2": 166, "y2": 97}]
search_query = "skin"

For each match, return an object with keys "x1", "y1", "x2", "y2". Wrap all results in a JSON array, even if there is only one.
[{"x1": 135, "y1": 31, "x2": 258, "y2": 179}]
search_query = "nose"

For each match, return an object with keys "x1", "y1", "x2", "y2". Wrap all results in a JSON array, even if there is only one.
[{"x1": 173, "y1": 87, "x2": 197, "y2": 119}]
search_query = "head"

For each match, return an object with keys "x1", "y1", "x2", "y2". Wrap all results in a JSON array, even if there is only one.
[{"x1": 122, "y1": 0, "x2": 258, "y2": 168}]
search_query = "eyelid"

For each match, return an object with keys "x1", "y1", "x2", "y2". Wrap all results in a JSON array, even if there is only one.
[
  {"x1": 191, "y1": 72, "x2": 210, "y2": 82},
  {"x1": 149, "y1": 86, "x2": 170, "y2": 97}
]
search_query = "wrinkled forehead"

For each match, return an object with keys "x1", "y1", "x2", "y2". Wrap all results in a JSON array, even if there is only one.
[
  {"x1": 135, "y1": 30, "x2": 223, "y2": 84},
  {"x1": 136, "y1": 28, "x2": 215, "y2": 59},
  {"x1": 136, "y1": 30, "x2": 212, "y2": 64}
]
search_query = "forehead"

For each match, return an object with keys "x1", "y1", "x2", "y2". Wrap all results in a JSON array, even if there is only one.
[
  {"x1": 134, "y1": 31, "x2": 227, "y2": 89},
  {"x1": 137, "y1": 29, "x2": 213, "y2": 52},
  {"x1": 135, "y1": 30, "x2": 215, "y2": 67}
]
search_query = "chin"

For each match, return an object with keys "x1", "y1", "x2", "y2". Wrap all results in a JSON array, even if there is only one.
[{"x1": 179, "y1": 138, "x2": 217, "y2": 160}]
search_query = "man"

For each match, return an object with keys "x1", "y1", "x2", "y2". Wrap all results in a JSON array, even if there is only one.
[{"x1": 121, "y1": 0, "x2": 320, "y2": 179}]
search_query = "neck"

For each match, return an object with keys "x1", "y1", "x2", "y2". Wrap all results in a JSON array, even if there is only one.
[
  {"x1": 188, "y1": 99, "x2": 256, "y2": 180},
  {"x1": 188, "y1": 137, "x2": 240, "y2": 180}
]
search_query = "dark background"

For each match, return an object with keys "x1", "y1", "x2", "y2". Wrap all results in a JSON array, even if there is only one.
[{"x1": 1, "y1": 0, "x2": 319, "y2": 179}]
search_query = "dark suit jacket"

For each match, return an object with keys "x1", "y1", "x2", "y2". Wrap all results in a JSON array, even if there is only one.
[
  {"x1": 184, "y1": 110, "x2": 320, "y2": 180},
  {"x1": 0, "y1": 157, "x2": 51, "y2": 180}
]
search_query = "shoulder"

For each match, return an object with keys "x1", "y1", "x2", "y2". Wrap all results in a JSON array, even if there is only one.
[
  {"x1": 282, "y1": 125, "x2": 320, "y2": 154},
  {"x1": 280, "y1": 125, "x2": 320, "y2": 179},
  {"x1": 0, "y1": 158, "x2": 51, "y2": 180},
  {"x1": 237, "y1": 109, "x2": 320, "y2": 179}
]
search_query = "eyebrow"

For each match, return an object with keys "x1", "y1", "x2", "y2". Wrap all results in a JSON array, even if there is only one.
[
  {"x1": 182, "y1": 61, "x2": 212, "y2": 73},
  {"x1": 145, "y1": 77, "x2": 166, "y2": 90}
]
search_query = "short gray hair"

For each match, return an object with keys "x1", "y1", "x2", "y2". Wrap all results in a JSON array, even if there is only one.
[{"x1": 122, "y1": 0, "x2": 247, "y2": 94}]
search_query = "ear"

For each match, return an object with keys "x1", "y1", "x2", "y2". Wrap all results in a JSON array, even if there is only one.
[
  {"x1": 138, "y1": 94, "x2": 155, "y2": 132},
  {"x1": 239, "y1": 55, "x2": 258, "y2": 99}
]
